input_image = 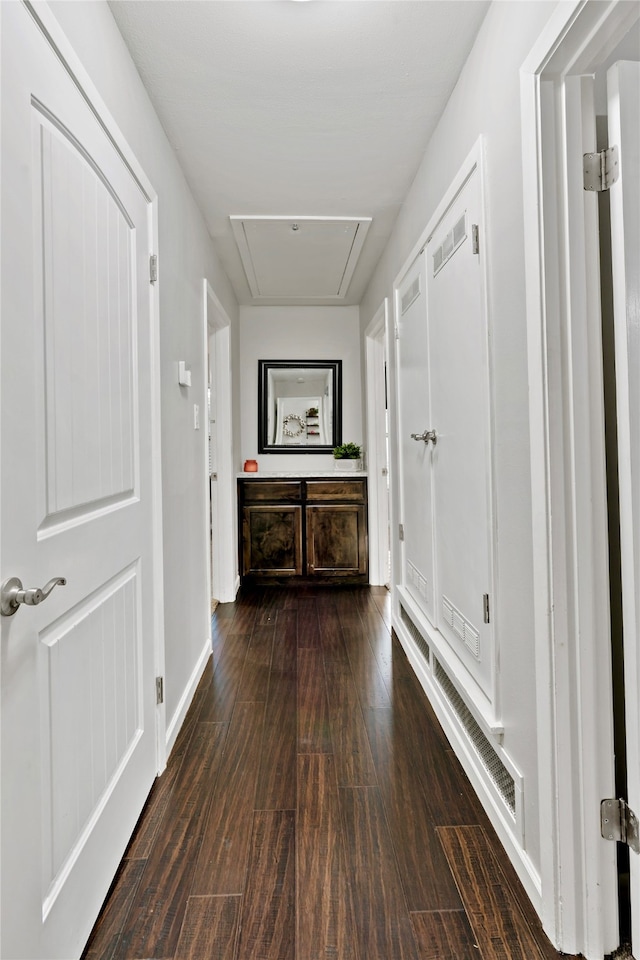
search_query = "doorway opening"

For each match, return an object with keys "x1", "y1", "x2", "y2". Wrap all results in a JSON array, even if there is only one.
[
  {"x1": 365, "y1": 300, "x2": 391, "y2": 587},
  {"x1": 203, "y1": 281, "x2": 238, "y2": 610}
]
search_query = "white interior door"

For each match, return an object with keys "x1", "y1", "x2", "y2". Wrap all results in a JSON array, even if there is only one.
[
  {"x1": 397, "y1": 254, "x2": 436, "y2": 620},
  {"x1": 1, "y1": 5, "x2": 159, "y2": 957},
  {"x1": 426, "y1": 169, "x2": 494, "y2": 699},
  {"x1": 608, "y1": 59, "x2": 640, "y2": 956}
]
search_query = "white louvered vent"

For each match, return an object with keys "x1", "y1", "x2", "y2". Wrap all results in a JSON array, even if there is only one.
[
  {"x1": 407, "y1": 560, "x2": 428, "y2": 601},
  {"x1": 434, "y1": 658, "x2": 516, "y2": 817},
  {"x1": 400, "y1": 604, "x2": 430, "y2": 664},
  {"x1": 442, "y1": 595, "x2": 480, "y2": 659},
  {"x1": 401, "y1": 275, "x2": 421, "y2": 314},
  {"x1": 433, "y1": 212, "x2": 467, "y2": 277}
]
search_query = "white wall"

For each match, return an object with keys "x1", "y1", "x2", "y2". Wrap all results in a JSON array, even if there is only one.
[
  {"x1": 360, "y1": 0, "x2": 560, "y2": 887},
  {"x1": 240, "y1": 306, "x2": 362, "y2": 473},
  {"x1": 48, "y1": 1, "x2": 240, "y2": 743}
]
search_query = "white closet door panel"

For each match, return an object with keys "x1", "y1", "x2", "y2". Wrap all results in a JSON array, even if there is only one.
[
  {"x1": 397, "y1": 254, "x2": 436, "y2": 621},
  {"x1": 427, "y1": 170, "x2": 494, "y2": 698},
  {"x1": 38, "y1": 117, "x2": 136, "y2": 521}
]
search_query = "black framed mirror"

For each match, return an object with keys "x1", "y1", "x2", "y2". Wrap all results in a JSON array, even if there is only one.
[{"x1": 258, "y1": 360, "x2": 342, "y2": 454}]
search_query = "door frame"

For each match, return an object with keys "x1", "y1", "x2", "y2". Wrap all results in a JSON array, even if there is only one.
[
  {"x1": 203, "y1": 280, "x2": 237, "y2": 605},
  {"x1": 12, "y1": 0, "x2": 167, "y2": 772},
  {"x1": 521, "y1": 2, "x2": 640, "y2": 955},
  {"x1": 365, "y1": 299, "x2": 390, "y2": 586}
]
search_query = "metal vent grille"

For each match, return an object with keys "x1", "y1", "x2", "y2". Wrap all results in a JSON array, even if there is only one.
[
  {"x1": 433, "y1": 212, "x2": 467, "y2": 276},
  {"x1": 401, "y1": 276, "x2": 421, "y2": 314},
  {"x1": 442, "y1": 595, "x2": 480, "y2": 659},
  {"x1": 400, "y1": 604, "x2": 430, "y2": 664},
  {"x1": 434, "y1": 658, "x2": 515, "y2": 816}
]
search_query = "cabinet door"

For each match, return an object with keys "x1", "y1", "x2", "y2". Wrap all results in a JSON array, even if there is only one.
[
  {"x1": 243, "y1": 505, "x2": 303, "y2": 576},
  {"x1": 306, "y1": 504, "x2": 367, "y2": 575}
]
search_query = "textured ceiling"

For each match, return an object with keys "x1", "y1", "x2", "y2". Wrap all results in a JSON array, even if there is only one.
[{"x1": 109, "y1": 1, "x2": 490, "y2": 305}]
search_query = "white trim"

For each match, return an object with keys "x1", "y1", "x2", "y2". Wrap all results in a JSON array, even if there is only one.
[
  {"x1": 365, "y1": 299, "x2": 390, "y2": 586},
  {"x1": 204, "y1": 281, "x2": 238, "y2": 604},
  {"x1": 521, "y1": 2, "x2": 638, "y2": 955},
  {"x1": 165, "y1": 636, "x2": 211, "y2": 756},
  {"x1": 392, "y1": 604, "x2": 541, "y2": 910}
]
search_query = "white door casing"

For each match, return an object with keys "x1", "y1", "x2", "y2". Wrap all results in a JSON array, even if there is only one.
[
  {"x1": 1, "y1": 4, "x2": 163, "y2": 957},
  {"x1": 608, "y1": 59, "x2": 640, "y2": 957},
  {"x1": 521, "y1": 2, "x2": 638, "y2": 955},
  {"x1": 396, "y1": 253, "x2": 436, "y2": 621}
]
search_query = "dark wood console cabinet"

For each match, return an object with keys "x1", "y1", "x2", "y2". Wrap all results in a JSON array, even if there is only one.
[{"x1": 238, "y1": 477, "x2": 368, "y2": 584}]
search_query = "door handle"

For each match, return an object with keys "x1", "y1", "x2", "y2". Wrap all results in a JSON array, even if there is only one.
[
  {"x1": 1, "y1": 576, "x2": 67, "y2": 617},
  {"x1": 410, "y1": 429, "x2": 438, "y2": 445}
]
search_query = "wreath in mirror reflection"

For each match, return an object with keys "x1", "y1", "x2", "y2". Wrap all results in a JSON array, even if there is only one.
[{"x1": 282, "y1": 414, "x2": 307, "y2": 438}]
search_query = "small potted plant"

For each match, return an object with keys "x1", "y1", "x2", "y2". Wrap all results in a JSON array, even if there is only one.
[{"x1": 332, "y1": 442, "x2": 363, "y2": 472}]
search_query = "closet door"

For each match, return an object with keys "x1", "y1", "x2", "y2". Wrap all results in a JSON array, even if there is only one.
[
  {"x1": 397, "y1": 253, "x2": 436, "y2": 622},
  {"x1": 427, "y1": 167, "x2": 495, "y2": 697}
]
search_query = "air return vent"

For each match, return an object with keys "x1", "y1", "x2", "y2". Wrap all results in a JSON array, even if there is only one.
[
  {"x1": 434, "y1": 658, "x2": 516, "y2": 817},
  {"x1": 432, "y1": 212, "x2": 467, "y2": 277},
  {"x1": 400, "y1": 604, "x2": 430, "y2": 664},
  {"x1": 442, "y1": 595, "x2": 480, "y2": 659},
  {"x1": 401, "y1": 275, "x2": 421, "y2": 314}
]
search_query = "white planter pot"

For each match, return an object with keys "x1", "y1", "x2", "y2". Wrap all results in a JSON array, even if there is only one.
[{"x1": 334, "y1": 458, "x2": 362, "y2": 472}]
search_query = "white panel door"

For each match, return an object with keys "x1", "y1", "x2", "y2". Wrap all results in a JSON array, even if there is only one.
[
  {"x1": 1, "y1": 5, "x2": 158, "y2": 958},
  {"x1": 397, "y1": 254, "x2": 436, "y2": 621},
  {"x1": 426, "y1": 168, "x2": 494, "y2": 698},
  {"x1": 608, "y1": 59, "x2": 640, "y2": 956}
]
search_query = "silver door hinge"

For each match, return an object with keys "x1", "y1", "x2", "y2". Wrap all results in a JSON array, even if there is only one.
[
  {"x1": 399, "y1": 523, "x2": 405, "y2": 542},
  {"x1": 483, "y1": 593, "x2": 490, "y2": 624},
  {"x1": 601, "y1": 798, "x2": 639, "y2": 853},
  {"x1": 156, "y1": 676, "x2": 164, "y2": 705},
  {"x1": 471, "y1": 224, "x2": 480, "y2": 255},
  {"x1": 583, "y1": 146, "x2": 619, "y2": 192},
  {"x1": 150, "y1": 254, "x2": 158, "y2": 283}
]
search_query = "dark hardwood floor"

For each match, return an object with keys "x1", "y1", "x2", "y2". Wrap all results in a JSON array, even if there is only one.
[{"x1": 82, "y1": 586, "x2": 579, "y2": 960}]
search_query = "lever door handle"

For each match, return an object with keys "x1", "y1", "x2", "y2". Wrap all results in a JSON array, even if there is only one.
[
  {"x1": 1, "y1": 576, "x2": 67, "y2": 617},
  {"x1": 410, "y1": 429, "x2": 438, "y2": 445}
]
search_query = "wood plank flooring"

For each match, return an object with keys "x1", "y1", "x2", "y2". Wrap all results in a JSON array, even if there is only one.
[{"x1": 82, "y1": 586, "x2": 579, "y2": 960}]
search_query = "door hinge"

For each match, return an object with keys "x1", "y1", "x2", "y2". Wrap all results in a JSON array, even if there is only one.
[
  {"x1": 483, "y1": 593, "x2": 490, "y2": 624},
  {"x1": 394, "y1": 319, "x2": 400, "y2": 340},
  {"x1": 399, "y1": 523, "x2": 404, "y2": 542},
  {"x1": 601, "y1": 798, "x2": 639, "y2": 853},
  {"x1": 156, "y1": 676, "x2": 164, "y2": 705},
  {"x1": 583, "y1": 146, "x2": 619, "y2": 192},
  {"x1": 471, "y1": 223, "x2": 480, "y2": 255},
  {"x1": 150, "y1": 254, "x2": 158, "y2": 283}
]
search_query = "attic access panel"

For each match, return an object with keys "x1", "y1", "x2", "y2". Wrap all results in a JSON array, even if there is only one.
[{"x1": 230, "y1": 216, "x2": 371, "y2": 300}]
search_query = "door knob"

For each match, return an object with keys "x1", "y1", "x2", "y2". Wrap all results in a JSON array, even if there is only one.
[
  {"x1": 410, "y1": 429, "x2": 438, "y2": 445},
  {"x1": 1, "y1": 576, "x2": 67, "y2": 617}
]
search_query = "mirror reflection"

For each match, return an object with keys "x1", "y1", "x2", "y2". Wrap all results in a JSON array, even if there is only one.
[{"x1": 258, "y1": 360, "x2": 342, "y2": 454}]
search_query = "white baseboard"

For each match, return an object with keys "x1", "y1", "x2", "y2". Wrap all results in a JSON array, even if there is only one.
[
  {"x1": 165, "y1": 636, "x2": 211, "y2": 757},
  {"x1": 392, "y1": 602, "x2": 542, "y2": 913}
]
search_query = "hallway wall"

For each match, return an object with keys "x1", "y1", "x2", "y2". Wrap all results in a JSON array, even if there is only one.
[
  {"x1": 49, "y1": 1, "x2": 241, "y2": 747},
  {"x1": 360, "y1": 0, "x2": 561, "y2": 898},
  {"x1": 239, "y1": 305, "x2": 362, "y2": 473}
]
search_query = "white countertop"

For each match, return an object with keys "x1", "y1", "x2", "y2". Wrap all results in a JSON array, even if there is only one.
[{"x1": 237, "y1": 470, "x2": 367, "y2": 478}]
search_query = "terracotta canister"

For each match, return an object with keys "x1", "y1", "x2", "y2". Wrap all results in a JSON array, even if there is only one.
[{"x1": 244, "y1": 459, "x2": 258, "y2": 472}]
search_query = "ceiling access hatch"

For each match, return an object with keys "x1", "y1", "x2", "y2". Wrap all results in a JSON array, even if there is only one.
[{"x1": 230, "y1": 216, "x2": 372, "y2": 301}]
